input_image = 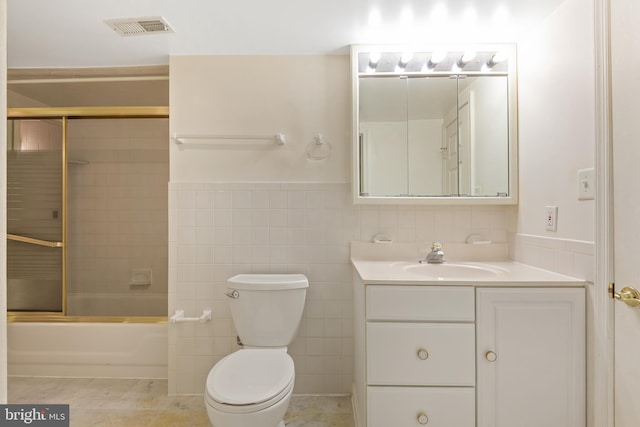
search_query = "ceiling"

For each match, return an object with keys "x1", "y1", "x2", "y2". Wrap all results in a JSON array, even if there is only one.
[{"x1": 8, "y1": 0, "x2": 566, "y2": 69}]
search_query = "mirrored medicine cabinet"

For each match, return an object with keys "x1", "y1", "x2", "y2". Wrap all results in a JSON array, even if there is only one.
[{"x1": 351, "y1": 44, "x2": 518, "y2": 205}]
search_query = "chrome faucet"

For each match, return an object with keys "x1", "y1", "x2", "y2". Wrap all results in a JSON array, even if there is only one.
[{"x1": 420, "y1": 241, "x2": 445, "y2": 264}]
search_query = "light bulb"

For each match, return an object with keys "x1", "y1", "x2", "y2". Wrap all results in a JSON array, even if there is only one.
[
  {"x1": 398, "y1": 52, "x2": 413, "y2": 68},
  {"x1": 461, "y1": 51, "x2": 476, "y2": 63}
]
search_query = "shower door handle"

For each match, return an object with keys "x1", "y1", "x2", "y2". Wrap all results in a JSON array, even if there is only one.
[{"x1": 7, "y1": 234, "x2": 63, "y2": 248}]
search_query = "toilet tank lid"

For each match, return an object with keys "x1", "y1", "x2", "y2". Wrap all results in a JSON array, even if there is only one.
[{"x1": 227, "y1": 274, "x2": 309, "y2": 290}]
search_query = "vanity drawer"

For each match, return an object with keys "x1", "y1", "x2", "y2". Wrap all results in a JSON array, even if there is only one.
[
  {"x1": 367, "y1": 322, "x2": 475, "y2": 386},
  {"x1": 367, "y1": 386, "x2": 475, "y2": 427},
  {"x1": 366, "y1": 285, "x2": 474, "y2": 321}
]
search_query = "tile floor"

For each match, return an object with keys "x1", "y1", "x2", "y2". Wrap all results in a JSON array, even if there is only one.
[{"x1": 8, "y1": 377, "x2": 355, "y2": 427}]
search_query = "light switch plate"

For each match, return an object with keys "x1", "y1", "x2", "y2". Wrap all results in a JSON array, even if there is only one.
[{"x1": 577, "y1": 168, "x2": 595, "y2": 200}]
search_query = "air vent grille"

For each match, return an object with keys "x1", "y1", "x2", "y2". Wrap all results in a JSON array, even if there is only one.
[{"x1": 105, "y1": 17, "x2": 174, "y2": 37}]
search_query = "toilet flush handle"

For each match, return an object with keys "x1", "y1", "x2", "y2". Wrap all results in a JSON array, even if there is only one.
[{"x1": 225, "y1": 289, "x2": 240, "y2": 299}]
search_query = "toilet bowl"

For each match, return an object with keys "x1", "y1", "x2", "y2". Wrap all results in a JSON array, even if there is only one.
[
  {"x1": 204, "y1": 274, "x2": 308, "y2": 427},
  {"x1": 205, "y1": 349, "x2": 294, "y2": 427}
]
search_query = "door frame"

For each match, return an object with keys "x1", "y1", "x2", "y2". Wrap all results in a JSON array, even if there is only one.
[
  {"x1": 594, "y1": 0, "x2": 615, "y2": 426},
  {"x1": 0, "y1": 0, "x2": 7, "y2": 404}
]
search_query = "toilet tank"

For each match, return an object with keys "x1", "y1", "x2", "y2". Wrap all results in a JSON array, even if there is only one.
[{"x1": 226, "y1": 274, "x2": 308, "y2": 347}]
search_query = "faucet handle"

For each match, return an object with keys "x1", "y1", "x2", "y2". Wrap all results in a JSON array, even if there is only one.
[{"x1": 432, "y1": 241, "x2": 443, "y2": 250}]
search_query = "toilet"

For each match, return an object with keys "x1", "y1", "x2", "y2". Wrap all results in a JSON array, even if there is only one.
[{"x1": 204, "y1": 273, "x2": 309, "y2": 427}]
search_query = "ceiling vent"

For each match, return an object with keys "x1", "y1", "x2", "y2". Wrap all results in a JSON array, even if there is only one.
[{"x1": 105, "y1": 17, "x2": 174, "y2": 37}]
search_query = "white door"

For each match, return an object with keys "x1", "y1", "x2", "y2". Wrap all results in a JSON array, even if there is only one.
[{"x1": 611, "y1": 0, "x2": 640, "y2": 424}]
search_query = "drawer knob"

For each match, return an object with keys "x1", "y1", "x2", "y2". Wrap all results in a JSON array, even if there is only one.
[
  {"x1": 417, "y1": 348, "x2": 429, "y2": 360},
  {"x1": 417, "y1": 412, "x2": 429, "y2": 424},
  {"x1": 485, "y1": 350, "x2": 497, "y2": 362}
]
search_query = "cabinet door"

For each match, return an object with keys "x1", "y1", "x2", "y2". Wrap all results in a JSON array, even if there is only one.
[{"x1": 476, "y1": 288, "x2": 585, "y2": 427}]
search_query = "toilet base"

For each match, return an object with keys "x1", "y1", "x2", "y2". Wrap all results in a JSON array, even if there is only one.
[{"x1": 205, "y1": 392, "x2": 291, "y2": 427}]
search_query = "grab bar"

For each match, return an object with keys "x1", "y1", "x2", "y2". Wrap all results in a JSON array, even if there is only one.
[
  {"x1": 7, "y1": 234, "x2": 63, "y2": 248},
  {"x1": 169, "y1": 309, "x2": 212, "y2": 323}
]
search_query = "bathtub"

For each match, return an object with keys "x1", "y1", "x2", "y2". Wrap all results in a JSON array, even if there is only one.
[{"x1": 8, "y1": 322, "x2": 167, "y2": 378}]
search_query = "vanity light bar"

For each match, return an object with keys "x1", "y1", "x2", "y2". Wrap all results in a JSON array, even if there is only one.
[{"x1": 358, "y1": 50, "x2": 508, "y2": 74}]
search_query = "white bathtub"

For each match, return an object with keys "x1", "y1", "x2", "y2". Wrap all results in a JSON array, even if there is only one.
[{"x1": 8, "y1": 322, "x2": 167, "y2": 378}]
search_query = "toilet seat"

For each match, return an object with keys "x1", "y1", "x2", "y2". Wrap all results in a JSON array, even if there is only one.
[{"x1": 205, "y1": 349, "x2": 295, "y2": 414}]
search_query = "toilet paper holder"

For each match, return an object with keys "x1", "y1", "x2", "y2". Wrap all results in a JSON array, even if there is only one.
[{"x1": 169, "y1": 309, "x2": 212, "y2": 323}]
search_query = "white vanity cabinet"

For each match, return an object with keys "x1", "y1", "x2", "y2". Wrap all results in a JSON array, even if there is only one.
[
  {"x1": 352, "y1": 268, "x2": 586, "y2": 427},
  {"x1": 476, "y1": 288, "x2": 585, "y2": 427}
]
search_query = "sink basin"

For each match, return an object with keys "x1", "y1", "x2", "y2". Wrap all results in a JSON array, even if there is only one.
[{"x1": 399, "y1": 262, "x2": 506, "y2": 280}]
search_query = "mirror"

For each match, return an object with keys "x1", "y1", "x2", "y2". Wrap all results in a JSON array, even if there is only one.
[{"x1": 352, "y1": 45, "x2": 518, "y2": 204}]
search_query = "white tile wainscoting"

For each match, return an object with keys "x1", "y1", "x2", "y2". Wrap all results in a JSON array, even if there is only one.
[
  {"x1": 168, "y1": 182, "x2": 512, "y2": 395},
  {"x1": 509, "y1": 233, "x2": 595, "y2": 283}
]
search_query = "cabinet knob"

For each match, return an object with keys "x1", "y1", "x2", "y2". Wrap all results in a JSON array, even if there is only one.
[
  {"x1": 485, "y1": 350, "x2": 497, "y2": 362},
  {"x1": 417, "y1": 348, "x2": 429, "y2": 360},
  {"x1": 417, "y1": 412, "x2": 429, "y2": 424}
]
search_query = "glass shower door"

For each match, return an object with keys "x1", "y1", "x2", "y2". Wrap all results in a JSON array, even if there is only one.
[{"x1": 6, "y1": 118, "x2": 64, "y2": 312}]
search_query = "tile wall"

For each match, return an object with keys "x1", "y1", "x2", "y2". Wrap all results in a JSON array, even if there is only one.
[
  {"x1": 509, "y1": 233, "x2": 595, "y2": 283},
  {"x1": 168, "y1": 182, "x2": 512, "y2": 395}
]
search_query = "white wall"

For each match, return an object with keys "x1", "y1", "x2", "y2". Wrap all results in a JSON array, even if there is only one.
[
  {"x1": 0, "y1": 0, "x2": 7, "y2": 403},
  {"x1": 170, "y1": 56, "x2": 350, "y2": 183},
  {"x1": 512, "y1": 0, "x2": 596, "y2": 281}
]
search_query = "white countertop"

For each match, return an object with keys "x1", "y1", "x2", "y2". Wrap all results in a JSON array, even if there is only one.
[{"x1": 351, "y1": 259, "x2": 586, "y2": 287}]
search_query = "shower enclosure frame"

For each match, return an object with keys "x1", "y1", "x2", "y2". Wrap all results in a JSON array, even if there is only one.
[{"x1": 7, "y1": 106, "x2": 169, "y2": 323}]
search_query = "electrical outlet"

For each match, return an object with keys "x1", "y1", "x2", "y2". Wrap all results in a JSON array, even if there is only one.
[{"x1": 545, "y1": 206, "x2": 558, "y2": 231}]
